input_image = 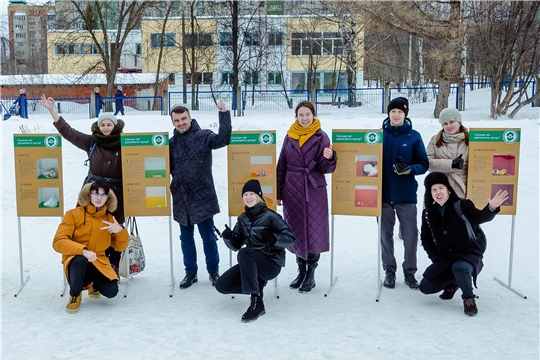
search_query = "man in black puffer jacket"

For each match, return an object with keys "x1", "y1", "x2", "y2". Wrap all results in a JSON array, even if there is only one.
[{"x1": 169, "y1": 100, "x2": 231, "y2": 290}]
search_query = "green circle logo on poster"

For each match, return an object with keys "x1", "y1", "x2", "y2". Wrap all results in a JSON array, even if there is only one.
[
  {"x1": 365, "y1": 131, "x2": 379, "y2": 145},
  {"x1": 44, "y1": 135, "x2": 58, "y2": 149},
  {"x1": 502, "y1": 129, "x2": 518, "y2": 144},
  {"x1": 259, "y1": 132, "x2": 273, "y2": 146},
  {"x1": 152, "y1": 133, "x2": 166, "y2": 148}
]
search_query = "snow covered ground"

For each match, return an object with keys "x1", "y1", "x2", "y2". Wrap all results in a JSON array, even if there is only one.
[{"x1": 2, "y1": 89, "x2": 539, "y2": 359}]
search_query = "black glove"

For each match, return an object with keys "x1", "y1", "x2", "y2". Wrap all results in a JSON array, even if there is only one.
[
  {"x1": 260, "y1": 229, "x2": 276, "y2": 245},
  {"x1": 451, "y1": 154, "x2": 464, "y2": 169},
  {"x1": 221, "y1": 224, "x2": 233, "y2": 240},
  {"x1": 393, "y1": 156, "x2": 411, "y2": 175}
]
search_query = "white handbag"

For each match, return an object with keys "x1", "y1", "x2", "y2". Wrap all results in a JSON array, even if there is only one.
[{"x1": 119, "y1": 217, "x2": 146, "y2": 278}]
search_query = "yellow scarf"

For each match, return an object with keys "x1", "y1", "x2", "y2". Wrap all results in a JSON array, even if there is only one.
[{"x1": 287, "y1": 119, "x2": 321, "y2": 147}]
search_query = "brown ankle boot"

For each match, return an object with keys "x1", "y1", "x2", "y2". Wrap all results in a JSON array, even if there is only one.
[
  {"x1": 463, "y1": 298, "x2": 478, "y2": 316},
  {"x1": 439, "y1": 286, "x2": 459, "y2": 300}
]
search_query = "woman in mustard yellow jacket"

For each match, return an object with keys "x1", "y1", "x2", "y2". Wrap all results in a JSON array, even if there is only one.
[{"x1": 53, "y1": 180, "x2": 129, "y2": 314}]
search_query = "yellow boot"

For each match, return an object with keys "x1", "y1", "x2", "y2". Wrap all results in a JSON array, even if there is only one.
[
  {"x1": 88, "y1": 287, "x2": 101, "y2": 298},
  {"x1": 66, "y1": 293, "x2": 82, "y2": 314}
]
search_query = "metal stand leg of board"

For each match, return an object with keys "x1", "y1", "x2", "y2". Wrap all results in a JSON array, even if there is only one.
[
  {"x1": 324, "y1": 215, "x2": 338, "y2": 296},
  {"x1": 493, "y1": 215, "x2": 526, "y2": 299},
  {"x1": 60, "y1": 273, "x2": 67, "y2": 297},
  {"x1": 14, "y1": 217, "x2": 30, "y2": 297},
  {"x1": 274, "y1": 277, "x2": 280, "y2": 299},
  {"x1": 169, "y1": 216, "x2": 176, "y2": 297},
  {"x1": 376, "y1": 217, "x2": 383, "y2": 302},
  {"x1": 124, "y1": 275, "x2": 133, "y2": 297}
]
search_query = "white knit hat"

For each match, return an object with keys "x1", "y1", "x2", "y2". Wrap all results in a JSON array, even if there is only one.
[
  {"x1": 117, "y1": 85, "x2": 123, "y2": 91},
  {"x1": 97, "y1": 112, "x2": 118, "y2": 126},
  {"x1": 439, "y1": 108, "x2": 462, "y2": 125}
]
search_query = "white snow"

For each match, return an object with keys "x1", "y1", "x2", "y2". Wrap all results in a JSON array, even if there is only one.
[{"x1": 2, "y1": 89, "x2": 539, "y2": 359}]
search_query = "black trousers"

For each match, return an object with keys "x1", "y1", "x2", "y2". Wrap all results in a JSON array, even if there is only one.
[
  {"x1": 215, "y1": 248, "x2": 281, "y2": 296},
  {"x1": 68, "y1": 255, "x2": 119, "y2": 298}
]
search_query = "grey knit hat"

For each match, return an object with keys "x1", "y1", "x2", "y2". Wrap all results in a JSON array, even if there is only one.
[
  {"x1": 439, "y1": 108, "x2": 462, "y2": 125},
  {"x1": 97, "y1": 112, "x2": 118, "y2": 126}
]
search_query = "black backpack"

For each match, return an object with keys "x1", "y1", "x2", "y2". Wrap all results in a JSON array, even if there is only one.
[{"x1": 453, "y1": 199, "x2": 487, "y2": 254}]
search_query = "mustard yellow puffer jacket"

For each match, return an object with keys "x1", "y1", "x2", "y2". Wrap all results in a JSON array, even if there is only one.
[{"x1": 53, "y1": 183, "x2": 129, "y2": 282}]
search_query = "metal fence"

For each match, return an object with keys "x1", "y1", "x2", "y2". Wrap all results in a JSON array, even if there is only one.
[
  {"x1": 242, "y1": 89, "x2": 310, "y2": 111},
  {"x1": 0, "y1": 96, "x2": 164, "y2": 118},
  {"x1": 169, "y1": 90, "x2": 235, "y2": 113},
  {"x1": 101, "y1": 96, "x2": 163, "y2": 115}
]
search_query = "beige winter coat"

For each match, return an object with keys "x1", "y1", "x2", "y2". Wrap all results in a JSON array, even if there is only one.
[{"x1": 426, "y1": 135, "x2": 469, "y2": 198}]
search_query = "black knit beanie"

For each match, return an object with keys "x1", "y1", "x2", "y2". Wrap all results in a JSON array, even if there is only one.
[
  {"x1": 388, "y1": 97, "x2": 409, "y2": 117},
  {"x1": 242, "y1": 179, "x2": 263, "y2": 197}
]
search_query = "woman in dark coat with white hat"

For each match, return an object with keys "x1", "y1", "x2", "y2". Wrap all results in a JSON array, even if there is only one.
[
  {"x1": 420, "y1": 172, "x2": 508, "y2": 316},
  {"x1": 41, "y1": 94, "x2": 126, "y2": 273}
]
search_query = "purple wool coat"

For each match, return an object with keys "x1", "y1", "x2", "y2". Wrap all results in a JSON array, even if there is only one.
[{"x1": 276, "y1": 129, "x2": 337, "y2": 260}]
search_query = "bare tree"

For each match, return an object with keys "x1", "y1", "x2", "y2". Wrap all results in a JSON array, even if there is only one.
[
  {"x1": 54, "y1": 1, "x2": 151, "y2": 96},
  {"x1": 469, "y1": 1, "x2": 540, "y2": 118}
]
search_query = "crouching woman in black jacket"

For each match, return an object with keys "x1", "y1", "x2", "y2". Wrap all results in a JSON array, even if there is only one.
[
  {"x1": 216, "y1": 179, "x2": 296, "y2": 323},
  {"x1": 419, "y1": 172, "x2": 508, "y2": 316}
]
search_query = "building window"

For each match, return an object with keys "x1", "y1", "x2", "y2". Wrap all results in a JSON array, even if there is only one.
[
  {"x1": 28, "y1": 16, "x2": 35, "y2": 22},
  {"x1": 268, "y1": 71, "x2": 282, "y2": 85},
  {"x1": 81, "y1": 43, "x2": 99, "y2": 54},
  {"x1": 150, "y1": 33, "x2": 176, "y2": 48},
  {"x1": 47, "y1": 14, "x2": 55, "y2": 22},
  {"x1": 221, "y1": 72, "x2": 234, "y2": 85},
  {"x1": 183, "y1": 33, "x2": 213, "y2": 47},
  {"x1": 136, "y1": 43, "x2": 142, "y2": 55},
  {"x1": 291, "y1": 32, "x2": 342, "y2": 56},
  {"x1": 55, "y1": 44, "x2": 81, "y2": 55},
  {"x1": 15, "y1": 33, "x2": 26, "y2": 38},
  {"x1": 244, "y1": 71, "x2": 259, "y2": 85},
  {"x1": 268, "y1": 33, "x2": 283, "y2": 46},
  {"x1": 244, "y1": 32, "x2": 260, "y2": 46},
  {"x1": 14, "y1": 15, "x2": 26, "y2": 21},
  {"x1": 15, "y1": 24, "x2": 24, "y2": 29},
  {"x1": 75, "y1": 23, "x2": 83, "y2": 30},
  {"x1": 219, "y1": 32, "x2": 232, "y2": 47},
  {"x1": 186, "y1": 72, "x2": 213, "y2": 85}
]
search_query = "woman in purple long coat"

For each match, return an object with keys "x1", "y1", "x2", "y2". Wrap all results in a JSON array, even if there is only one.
[{"x1": 276, "y1": 101, "x2": 337, "y2": 293}]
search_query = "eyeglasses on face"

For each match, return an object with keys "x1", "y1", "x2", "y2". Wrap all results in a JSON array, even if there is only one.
[{"x1": 91, "y1": 192, "x2": 108, "y2": 199}]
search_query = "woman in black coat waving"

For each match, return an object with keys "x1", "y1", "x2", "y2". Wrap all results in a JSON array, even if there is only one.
[
  {"x1": 216, "y1": 179, "x2": 296, "y2": 323},
  {"x1": 420, "y1": 172, "x2": 508, "y2": 316}
]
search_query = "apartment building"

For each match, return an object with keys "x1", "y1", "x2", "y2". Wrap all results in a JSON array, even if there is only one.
[{"x1": 7, "y1": 0, "x2": 55, "y2": 75}]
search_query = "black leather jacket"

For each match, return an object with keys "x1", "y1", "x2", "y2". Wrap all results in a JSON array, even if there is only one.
[{"x1": 225, "y1": 202, "x2": 295, "y2": 267}]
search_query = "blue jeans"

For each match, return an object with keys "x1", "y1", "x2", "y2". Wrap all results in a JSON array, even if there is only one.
[
  {"x1": 179, "y1": 216, "x2": 219, "y2": 275},
  {"x1": 419, "y1": 260, "x2": 475, "y2": 299}
]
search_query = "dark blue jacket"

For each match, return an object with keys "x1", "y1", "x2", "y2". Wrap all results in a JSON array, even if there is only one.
[
  {"x1": 381, "y1": 118, "x2": 428, "y2": 204},
  {"x1": 114, "y1": 90, "x2": 124, "y2": 111},
  {"x1": 169, "y1": 112, "x2": 231, "y2": 226},
  {"x1": 14, "y1": 95, "x2": 28, "y2": 119}
]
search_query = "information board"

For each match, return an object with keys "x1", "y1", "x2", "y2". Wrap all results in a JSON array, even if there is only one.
[
  {"x1": 467, "y1": 128, "x2": 520, "y2": 215},
  {"x1": 14, "y1": 134, "x2": 64, "y2": 217},
  {"x1": 331, "y1": 129, "x2": 383, "y2": 217},
  {"x1": 227, "y1": 131, "x2": 277, "y2": 216},
  {"x1": 121, "y1": 132, "x2": 171, "y2": 217}
]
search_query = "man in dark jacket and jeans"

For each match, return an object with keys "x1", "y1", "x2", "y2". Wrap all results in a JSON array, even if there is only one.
[
  {"x1": 169, "y1": 100, "x2": 231, "y2": 289},
  {"x1": 380, "y1": 97, "x2": 429, "y2": 290}
]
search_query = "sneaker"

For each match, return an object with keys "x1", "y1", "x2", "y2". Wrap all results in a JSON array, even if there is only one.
[
  {"x1": 439, "y1": 285, "x2": 459, "y2": 300},
  {"x1": 463, "y1": 298, "x2": 478, "y2": 316},
  {"x1": 404, "y1": 273, "x2": 420, "y2": 290},
  {"x1": 179, "y1": 274, "x2": 198, "y2": 289},
  {"x1": 209, "y1": 272, "x2": 220, "y2": 287},
  {"x1": 241, "y1": 294, "x2": 266, "y2": 323},
  {"x1": 66, "y1": 293, "x2": 82, "y2": 314},
  {"x1": 383, "y1": 270, "x2": 396, "y2": 289},
  {"x1": 88, "y1": 287, "x2": 101, "y2": 298}
]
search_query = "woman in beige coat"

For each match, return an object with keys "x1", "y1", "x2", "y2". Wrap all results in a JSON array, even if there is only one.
[{"x1": 426, "y1": 108, "x2": 469, "y2": 198}]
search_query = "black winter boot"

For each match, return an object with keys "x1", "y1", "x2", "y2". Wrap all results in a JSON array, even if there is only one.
[
  {"x1": 241, "y1": 293, "x2": 265, "y2": 323},
  {"x1": 289, "y1": 257, "x2": 307, "y2": 289},
  {"x1": 383, "y1": 270, "x2": 396, "y2": 289},
  {"x1": 299, "y1": 266, "x2": 316, "y2": 293}
]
